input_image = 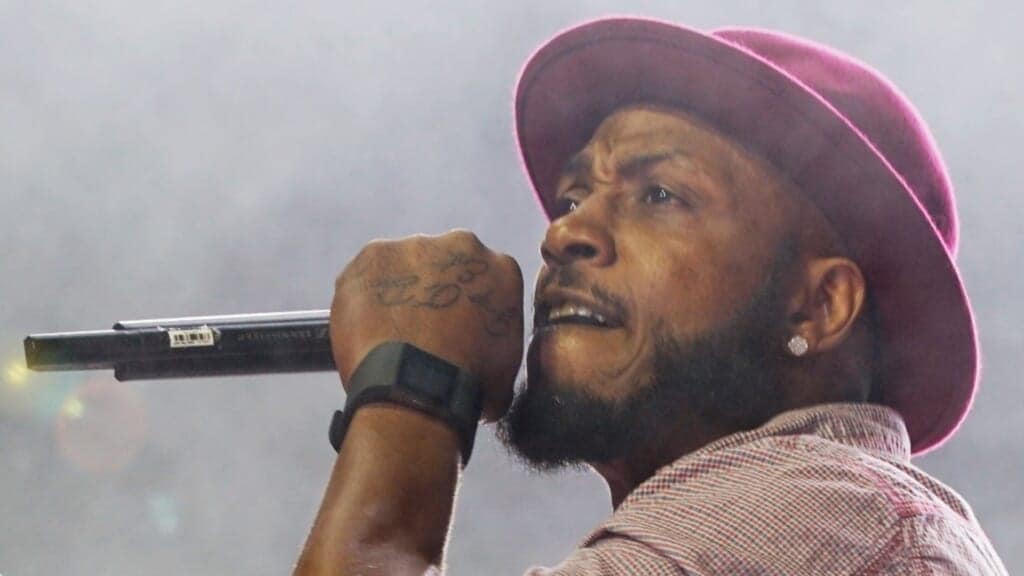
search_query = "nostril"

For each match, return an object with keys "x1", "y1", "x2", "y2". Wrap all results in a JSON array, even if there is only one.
[
  {"x1": 566, "y1": 243, "x2": 597, "y2": 259},
  {"x1": 541, "y1": 226, "x2": 610, "y2": 265}
]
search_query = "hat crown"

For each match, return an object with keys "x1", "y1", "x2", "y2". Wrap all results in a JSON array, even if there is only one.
[{"x1": 713, "y1": 29, "x2": 959, "y2": 255}]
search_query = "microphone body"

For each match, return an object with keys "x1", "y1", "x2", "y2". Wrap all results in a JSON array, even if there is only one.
[{"x1": 23, "y1": 310, "x2": 335, "y2": 380}]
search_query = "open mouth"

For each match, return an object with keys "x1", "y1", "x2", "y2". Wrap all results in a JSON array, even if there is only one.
[{"x1": 534, "y1": 302, "x2": 624, "y2": 330}]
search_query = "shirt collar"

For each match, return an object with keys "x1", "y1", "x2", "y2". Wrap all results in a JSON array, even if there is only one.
[
  {"x1": 694, "y1": 402, "x2": 910, "y2": 461},
  {"x1": 618, "y1": 402, "x2": 911, "y2": 506}
]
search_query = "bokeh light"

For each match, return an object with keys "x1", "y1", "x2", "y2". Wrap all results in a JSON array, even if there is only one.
[
  {"x1": 0, "y1": 347, "x2": 84, "y2": 426},
  {"x1": 60, "y1": 396, "x2": 85, "y2": 420},
  {"x1": 5, "y1": 358, "x2": 31, "y2": 389},
  {"x1": 54, "y1": 376, "x2": 148, "y2": 476}
]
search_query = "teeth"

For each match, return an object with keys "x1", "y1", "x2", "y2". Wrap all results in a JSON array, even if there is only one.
[{"x1": 547, "y1": 304, "x2": 608, "y2": 325}]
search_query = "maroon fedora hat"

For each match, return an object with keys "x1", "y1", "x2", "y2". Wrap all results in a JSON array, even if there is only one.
[{"x1": 514, "y1": 17, "x2": 979, "y2": 455}]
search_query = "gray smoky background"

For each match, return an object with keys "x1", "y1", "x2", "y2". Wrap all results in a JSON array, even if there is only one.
[{"x1": 1, "y1": 1, "x2": 1021, "y2": 574}]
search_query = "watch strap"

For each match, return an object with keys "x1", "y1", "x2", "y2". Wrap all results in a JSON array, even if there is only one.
[{"x1": 328, "y1": 341, "x2": 482, "y2": 465}]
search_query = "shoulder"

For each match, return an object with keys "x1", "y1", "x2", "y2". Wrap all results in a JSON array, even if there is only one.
[{"x1": 600, "y1": 433, "x2": 966, "y2": 575}]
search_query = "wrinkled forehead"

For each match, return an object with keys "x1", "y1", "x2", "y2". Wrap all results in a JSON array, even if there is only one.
[
  {"x1": 586, "y1": 104, "x2": 727, "y2": 152},
  {"x1": 569, "y1": 104, "x2": 788, "y2": 201}
]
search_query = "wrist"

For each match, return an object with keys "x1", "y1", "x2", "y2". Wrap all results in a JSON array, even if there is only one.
[
  {"x1": 346, "y1": 404, "x2": 461, "y2": 459},
  {"x1": 330, "y1": 341, "x2": 482, "y2": 465}
]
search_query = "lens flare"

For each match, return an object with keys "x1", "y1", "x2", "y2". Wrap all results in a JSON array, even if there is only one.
[
  {"x1": 4, "y1": 358, "x2": 31, "y2": 389},
  {"x1": 60, "y1": 396, "x2": 85, "y2": 419},
  {"x1": 0, "y1": 352, "x2": 50, "y2": 420},
  {"x1": 54, "y1": 376, "x2": 148, "y2": 475},
  {"x1": 0, "y1": 350, "x2": 79, "y2": 422}
]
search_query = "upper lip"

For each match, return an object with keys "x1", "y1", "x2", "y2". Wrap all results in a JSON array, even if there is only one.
[{"x1": 534, "y1": 287, "x2": 625, "y2": 329}]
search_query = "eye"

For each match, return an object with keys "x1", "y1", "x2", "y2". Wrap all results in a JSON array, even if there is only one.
[
  {"x1": 643, "y1": 185, "x2": 678, "y2": 205},
  {"x1": 554, "y1": 196, "x2": 579, "y2": 216}
]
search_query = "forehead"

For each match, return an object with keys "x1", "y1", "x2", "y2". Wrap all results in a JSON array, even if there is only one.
[
  {"x1": 567, "y1": 105, "x2": 770, "y2": 191},
  {"x1": 592, "y1": 104, "x2": 718, "y2": 146}
]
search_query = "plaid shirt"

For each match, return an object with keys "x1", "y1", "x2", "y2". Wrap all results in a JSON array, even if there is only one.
[{"x1": 525, "y1": 403, "x2": 1007, "y2": 575}]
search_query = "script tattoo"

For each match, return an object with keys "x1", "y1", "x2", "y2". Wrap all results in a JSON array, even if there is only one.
[
  {"x1": 467, "y1": 289, "x2": 520, "y2": 337},
  {"x1": 419, "y1": 282, "x2": 462, "y2": 309},
  {"x1": 434, "y1": 251, "x2": 489, "y2": 284},
  {"x1": 364, "y1": 249, "x2": 518, "y2": 337},
  {"x1": 369, "y1": 275, "x2": 420, "y2": 306}
]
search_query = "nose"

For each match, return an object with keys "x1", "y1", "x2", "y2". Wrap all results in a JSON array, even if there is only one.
[{"x1": 540, "y1": 198, "x2": 616, "y2": 267}]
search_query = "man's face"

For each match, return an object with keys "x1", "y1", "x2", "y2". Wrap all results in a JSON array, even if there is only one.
[{"x1": 499, "y1": 105, "x2": 799, "y2": 469}]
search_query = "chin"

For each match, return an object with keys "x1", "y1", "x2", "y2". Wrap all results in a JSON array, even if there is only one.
[
  {"x1": 527, "y1": 329, "x2": 638, "y2": 401},
  {"x1": 497, "y1": 346, "x2": 657, "y2": 471}
]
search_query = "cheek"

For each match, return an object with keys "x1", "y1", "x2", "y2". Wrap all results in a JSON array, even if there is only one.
[
  {"x1": 630, "y1": 237, "x2": 757, "y2": 340},
  {"x1": 632, "y1": 247, "x2": 720, "y2": 336}
]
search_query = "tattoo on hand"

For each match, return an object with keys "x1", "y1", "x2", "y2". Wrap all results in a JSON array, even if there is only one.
[
  {"x1": 434, "y1": 251, "x2": 489, "y2": 284},
  {"x1": 370, "y1": 275, "x2": 464, "y2": 310},
  {"x1": 369, "y1": 275, "x2": 420, "y2": 306},
  {"x1": 365, "y1": 251, "x2": 518, "y2": 337},
  {"x1": 468, "y1": 290, "x2": 521, "y2": 337},
  {"x1": 420, "y1": 283, "x2": 462, "y2": 309}
]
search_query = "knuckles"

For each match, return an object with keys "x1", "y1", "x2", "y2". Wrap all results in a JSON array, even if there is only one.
[
  {"x1": 500, "y1": 254, "x2": 524, "y2": 286},
  {"x1": 334, "y1": 229, "x2": 520, "y2": 294},
  {"x1": 446, "y1": 228, "x2": 484, "y2": 248}
]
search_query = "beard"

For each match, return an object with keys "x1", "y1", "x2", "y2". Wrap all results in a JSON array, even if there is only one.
[{"x1": 496, "y1": 242, "x2": 795, "y2": 472}]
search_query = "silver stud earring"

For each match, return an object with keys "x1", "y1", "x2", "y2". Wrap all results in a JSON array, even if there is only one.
[{"x1": 787, "y1": 335, "x2": 809, "y2": 357}]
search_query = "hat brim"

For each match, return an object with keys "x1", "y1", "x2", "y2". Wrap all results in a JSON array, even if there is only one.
[{"x1": 514, "y1": 18, "x2": 978, "y2": 455}]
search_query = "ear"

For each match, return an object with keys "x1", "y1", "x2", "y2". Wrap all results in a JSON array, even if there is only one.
[{"x1": 786, "y1": 257, "x2": 866, "y2": 354}]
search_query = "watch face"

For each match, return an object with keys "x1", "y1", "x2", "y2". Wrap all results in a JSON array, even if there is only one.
[{"x1": 399, "y1": 344, "x2": 457, "y2": 403}]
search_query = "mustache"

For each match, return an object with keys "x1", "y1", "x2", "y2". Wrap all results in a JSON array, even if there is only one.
[{"x1": 534, "y1": 265, "x2": 630, "y2": 323}]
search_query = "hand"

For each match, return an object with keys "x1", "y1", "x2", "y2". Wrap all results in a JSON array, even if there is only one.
[{"x1": 330, "y1": 229, "x2": 524, "y2": 422}]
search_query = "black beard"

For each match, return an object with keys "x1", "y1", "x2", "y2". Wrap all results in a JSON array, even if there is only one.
[{"x1": 497, "y1": 245, "x2": 794, "y2": 473}]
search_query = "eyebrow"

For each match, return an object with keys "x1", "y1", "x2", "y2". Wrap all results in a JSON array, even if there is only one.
[{"x1": 560, "y1": 152, "x2": 593, "y2": 179}]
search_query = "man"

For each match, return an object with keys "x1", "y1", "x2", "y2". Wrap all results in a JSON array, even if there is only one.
[{"x1": 295, "y1": 18, "x2": 1007, "y2": 575}]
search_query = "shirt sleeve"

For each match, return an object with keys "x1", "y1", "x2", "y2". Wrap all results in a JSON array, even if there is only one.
[{"x1": 523, "y1": 535, "x2": 687, "y2": 576}]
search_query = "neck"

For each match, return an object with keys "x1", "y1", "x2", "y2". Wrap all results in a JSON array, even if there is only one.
[
  {"x1": 590, "y1": 461, "x2": 639, "y2": 508},
  {"x1": 590, "y1": 419, "x2": 732, "y2": 509}
]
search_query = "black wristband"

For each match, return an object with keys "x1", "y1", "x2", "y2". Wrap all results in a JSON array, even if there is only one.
[{"x1": 328, "y1": 341, "x2": 482, "y2": 465}]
